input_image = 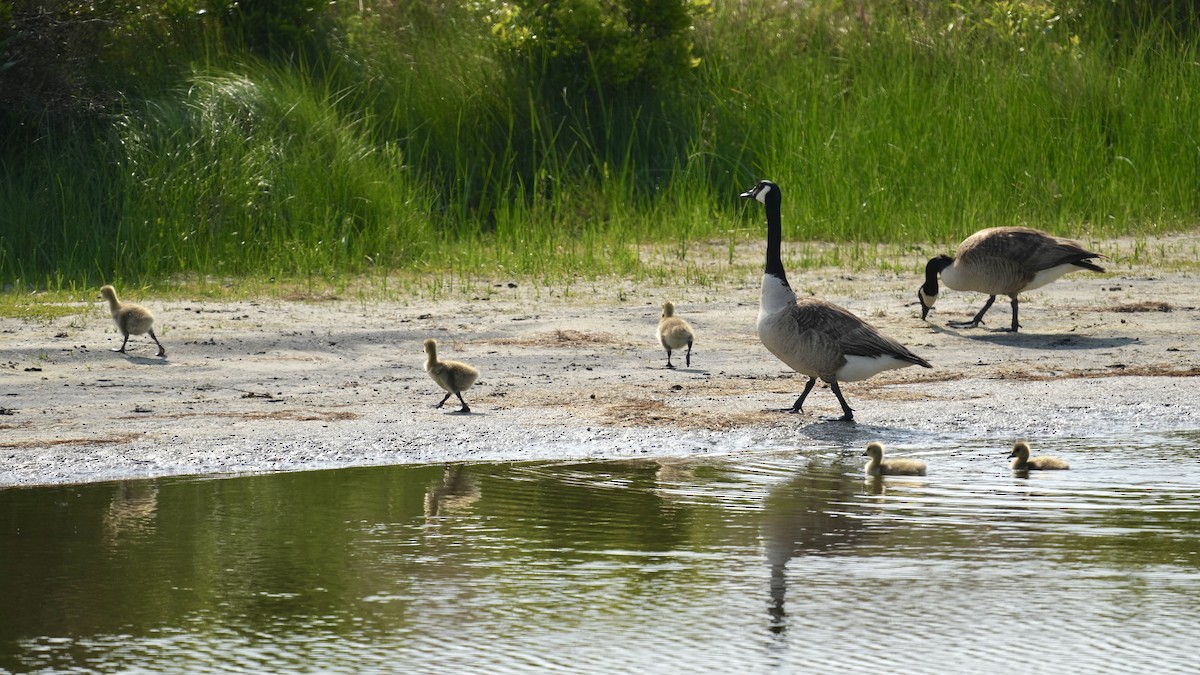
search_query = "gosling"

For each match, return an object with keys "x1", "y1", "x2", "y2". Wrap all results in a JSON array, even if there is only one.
[
  {"x1": 863, "y1": 441, "x2": 927, "y2": 476},
  {"x1": 424, "y1": 338, "x2": 479, "y2": 413},
  {"x1": 99, "y1": 285, "x2": 166, "y2": 357},
  {"x1": 657, "y1": 301, "x2": 695, "y2": 368},
  {"x1": 1008, "y1": 440, "x2": 1069, "y2": 471}
]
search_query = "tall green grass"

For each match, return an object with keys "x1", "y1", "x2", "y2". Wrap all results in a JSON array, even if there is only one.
[{"x1": 1, "y1": 1, "x2": 1198, "y2": 293}]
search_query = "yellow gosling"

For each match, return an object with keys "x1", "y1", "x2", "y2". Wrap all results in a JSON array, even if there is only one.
[
  {"x1": 1009, "y1": 441, "x2": 1070, "y2": 470},
  {"x1": 424, "y1": 338, "x2": 479, "y2": 413},
  {"x1": 99, "y1": 285, "x2": 166, "y2": 357},
  {"x1": 863, "y1": 441, "x2": 927, "y2": 477},
  {"x1": 657, "y1": 301, "x2": 695, "y2": 368}
]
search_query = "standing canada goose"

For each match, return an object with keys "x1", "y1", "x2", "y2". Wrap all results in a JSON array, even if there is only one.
[
  {"x1": 98, "y1": 285, "x2": 167, "y2": 357},
  {"x1": 918, "y1": 227, "x2": 1105, "y2": 332},
  {"x1": 862, "y1": 441, "x2": 927, "y2": 476},
  {"x1": 741, "y1": 180, "x2": 932, "y2": 422},
  {"x1": 1008, "y1": 440, "x2": 1070, "y2": 471},
  {"x1": 424, "y1": 338, "x2": 479, "y2": 413},
  {"x1": 657, "y1": 301, "x2": 695, "y2": 368}
]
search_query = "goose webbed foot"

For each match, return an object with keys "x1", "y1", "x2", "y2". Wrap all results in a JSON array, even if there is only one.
[
  {"x1": 828, "y1": 380, "x2": 855, "y2": 423},
  {"x1": 947, "y1": 318, "x2": 984, "y2": 329},
  {"x1": 435, "y1": 393, "x2": 452, "y2": 409},
  {"x1": 775, "y1": 378, "x2": 818, "y2": 414},
  {"x1": 949, "y1": 295, "x2": 998, "y2": 330}
]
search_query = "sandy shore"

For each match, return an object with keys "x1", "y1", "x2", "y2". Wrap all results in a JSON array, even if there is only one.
[{"x1": 3, "y1": 238, "x2": 1199, "y2": 487}]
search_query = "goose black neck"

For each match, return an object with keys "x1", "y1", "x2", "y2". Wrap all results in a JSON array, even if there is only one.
[
  {"x1": 922, "y1": 255, "x2": 952, "y2": 295},
  {"x1": 763, "y1": 192, "x2": 789, "y2": 287}
]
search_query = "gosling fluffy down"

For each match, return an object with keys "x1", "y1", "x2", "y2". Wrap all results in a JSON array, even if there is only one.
[
  {"x1": 657, "y1": 301, "x2": 695, "y2": 368},
  {"x1": 423, "y1": 338, "x2": 479, "y2": 413},
  {"x1": 1008, "y1": 441, "x2": 1070, "y2": 471},
  {"x1": 99, "y1": 285, "x2": 166, "y2": 357},
  {"x1": 863, "y1": 441, "x2": 927, "y2": 476}
]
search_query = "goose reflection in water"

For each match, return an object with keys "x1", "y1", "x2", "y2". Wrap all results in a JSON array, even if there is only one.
[
  {"x1": 102, "y1": 480, "x2": 159, "y2": 547},
  {"x1": 761, "y1": 462, "x2": 872, "y2": 636},
  {"x1": 424, "y1": 465, "x2": 480, "y2": 518}
]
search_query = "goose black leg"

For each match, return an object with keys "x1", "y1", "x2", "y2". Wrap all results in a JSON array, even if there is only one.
[
  {"x1": 685, "y1": 341, "x2": 692, "y2": 367},
  {"x1": 826, "y1": 379, "x2": 855, "y2": 422},
  {"x1": 780, "y1": 377, "x2": 818, "y2": 414},
  {"x1": 114, "y1": 334, "x2": 130, "y2": 354},
  {"x1": 1008, "y1": 296, "x2": 1021, "y2": 332},
  {"x1": 665, "y1": 350, "x2": 676, "y2": 369},
  {"x1": 948, "y1": 295, "x2": 997, "y2": 329},
  {"x1": 435, "y1": 392, "x2": 452, "y2": 409}
]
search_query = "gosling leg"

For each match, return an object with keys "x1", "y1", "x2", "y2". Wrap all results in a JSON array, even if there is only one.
[
  {"x1": 453, "y1": 392, "x2": 471, "y2": 414},
  {"x1": 685, "y1": 341, "x2": 692, "y2": 367},
  {"x1": 435, "y1": 392, "x2": 452, "y2": 409},
  {"x1": 149, "y1": 329, "x2": 167, "y2": 357},
  {"x1": 665, "y1": 349, "x2": 676, "y2": 369},
  {"x1": 113, "y1": 334, "x2": 130, "y2": 354},
  {"x1": 948, "y1": 295, "x2": 997, "y2": 329}
]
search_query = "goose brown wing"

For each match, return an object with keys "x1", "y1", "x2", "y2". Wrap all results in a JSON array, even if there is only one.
[
  {"x1": 960, "y1": 227, "x2": 1103, "y2": 276},
  {"x1": 790, "y1": 299, "x2": 931, "y2": 367}
]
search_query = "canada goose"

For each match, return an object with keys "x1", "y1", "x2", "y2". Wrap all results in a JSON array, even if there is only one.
[
  {"x1": 424, "y1": 338, "x2": 479, "y2": 413},
  {"x1": 862, "y1": 441, "x2": 927, "y2": 476},
  {"x1": 1008, "y1": 440, "x2": 1070, "y2": 470},
  {"x1": 741, "y1": 180, "x2": 932, "y2": 421},
  {"x1": 918, "y1": 227, "x2": 1105, "y2": 332},
  {"x1": 98, "y1": 285, "x2": 166, "y2": 357},
  {"x1": 657, "y1": 301, "x2": 695, "y2": 368}
]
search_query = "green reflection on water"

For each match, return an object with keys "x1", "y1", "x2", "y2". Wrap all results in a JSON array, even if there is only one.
[{"x1": 2, "y1": 442, "x2": 1199, "y2": 673}]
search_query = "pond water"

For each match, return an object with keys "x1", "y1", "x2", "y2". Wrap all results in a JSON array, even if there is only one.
[{"x1": 2, "y1": 432, "x2": 1199, "y2": 674}]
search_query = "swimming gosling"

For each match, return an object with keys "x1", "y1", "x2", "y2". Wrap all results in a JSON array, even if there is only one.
[
  {"x1": 742, "y1": 180, "x2": 932, "y2": 421},
  {"x1": 657, "y1": 301, "x2": 695, "y2": 368},
  {"x1": 918, "y1": 227, "x2": 1104, "y2": 332},
  {"x1": 99, "y1": 285, "x2": 166, "y2": 357},
  {"x1": 863, "y1": 441, "x2": 927, "y2": 476},
  {"x1": 1008, "y1": 440, "x2": 1069, "y2": 471},
  {"x1": 424, "y1": 338, "x2": 479, "y2": 413}
]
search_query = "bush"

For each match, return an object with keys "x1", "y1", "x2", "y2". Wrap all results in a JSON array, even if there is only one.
[{"x1": 479, "y1": 0, "x2": 709, "y2": 95}]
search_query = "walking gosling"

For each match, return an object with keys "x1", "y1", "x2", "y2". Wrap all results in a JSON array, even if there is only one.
[
  {"x1": 657, "y1": 301, "x2": 695, "y2": 368},
  {"x1": 99, "y1": 285, "x2": 166, "y2": 357},
  {"x1": 742, "y1": 179, "x2": 932, "y2": 421},
  {"x1": 1008, "y1": 440, "x2": 1070, "y2": 471},
  {"x1": 424, "y1": 338, "x2": 479, "y2": 413},
  {"x1": 863, "y1": 441, "x2": 927, "y2": 476},
  {"x1": 918, "y1": 226, "x2": 1104, "y2": 332}
]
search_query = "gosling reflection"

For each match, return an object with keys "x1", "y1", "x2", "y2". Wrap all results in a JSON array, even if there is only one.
[
  {"x1": 761, "y1": 461, "x2": 868, "y2": 636},
  {"x1": 102, "y1": 480, "x2": 159, "y2": 546},
  {"x1": 424, "y1": 465, "x2": 480, "y2": 518}
]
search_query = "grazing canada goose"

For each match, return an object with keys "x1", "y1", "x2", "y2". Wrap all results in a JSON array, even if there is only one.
[
  {"x1": 657, "y1": 301, "x2": 695, "y2": 368},
  {"x1": 424, "y1": 338, "x2": 479, "y2": 413},
  {"x1": 98, "y1": 285, "x2": 166, "y2": 357},
  {"x1": 741, "y1": 179, "x2": 932, "y2": 421},
  {"x1": 862, "y1": 441, "x2": 927, "y2": 476},
  {"x1": 1008, "y1": 440, "x2": 1070, "y2": 471},
  {"x1": 918, "y1": 227, "x2": 1105, "y2": 332}
]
